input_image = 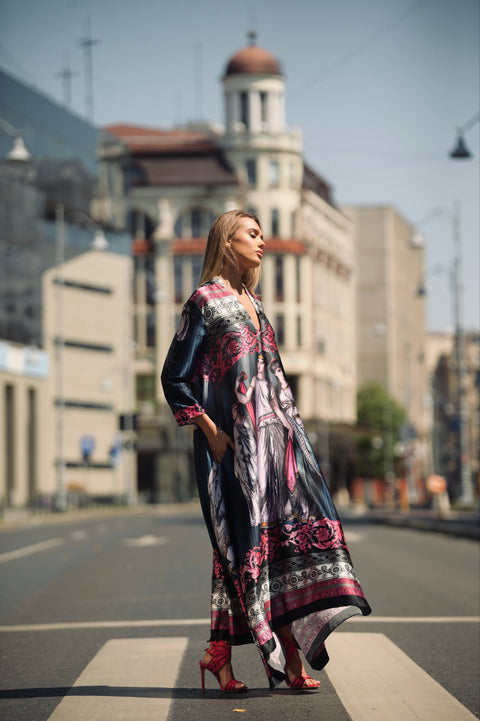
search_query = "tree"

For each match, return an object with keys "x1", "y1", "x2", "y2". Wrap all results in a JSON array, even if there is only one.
[{"x1": 355, "y1": 382, "x2": 406, "y2": 478}]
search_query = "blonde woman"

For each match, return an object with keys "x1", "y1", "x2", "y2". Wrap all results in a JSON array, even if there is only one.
[{"x1": 162, "y1": 210, "x2": 371, "y2": 693}]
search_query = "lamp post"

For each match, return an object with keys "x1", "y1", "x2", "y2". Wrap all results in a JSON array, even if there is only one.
[
  {"x1": 451, "y1": 201, "x2": 473, "y2": 505},
  {"x1": 54, "y1": 203, "x2": 109, "y2": 510},
  {"x1": 412, "y1": 203, "x2": 473, "y2": 505}
]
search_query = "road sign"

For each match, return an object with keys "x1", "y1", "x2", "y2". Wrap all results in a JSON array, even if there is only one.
[{"x1": 80, "y1": 434, "x2": 95, "y2": 462}]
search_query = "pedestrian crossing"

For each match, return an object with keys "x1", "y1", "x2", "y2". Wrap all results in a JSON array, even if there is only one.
[{"x1": 44, "y1": 632, "x2": 477, "y2": 721}]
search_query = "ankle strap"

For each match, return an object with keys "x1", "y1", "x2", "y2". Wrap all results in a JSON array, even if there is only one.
[{"x1": 205, "y1": 640, "x2": 232, "y2": 673}]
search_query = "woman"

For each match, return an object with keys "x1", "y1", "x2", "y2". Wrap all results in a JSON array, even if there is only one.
[{"x1": 161, "y1": 210, "x2": 371, "y2": 693}]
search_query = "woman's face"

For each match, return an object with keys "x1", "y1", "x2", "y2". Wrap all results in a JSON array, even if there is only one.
[
  {"x1": 227, "y1": 217, "x2": 264, "y2": 273},
  {"x1": 257, "y1": 357, "x2": 265, "y2": 374}
]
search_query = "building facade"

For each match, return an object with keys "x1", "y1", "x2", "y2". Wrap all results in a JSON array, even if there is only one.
[
  {"x1": 427, "y1": 331, "x2": 479, "y2": 500},
  {"x1": 345, "y1": 205, "x2": 428, "y2": 433},
  {"x1": 0, "y1": 341, "x2": 49, "y2": 508},
  {"x1": 0, "y1": 70, "x2": 134, "y2": 510},
  {"x1": 344, "y1": 205, "x2": 429, "y2": 496},
  {"x1": 42, "y1": 248, "x2": 135, "y2": 506},
  {"x1": 93, "y1": 37, "x2": 357, "y2": 499}
]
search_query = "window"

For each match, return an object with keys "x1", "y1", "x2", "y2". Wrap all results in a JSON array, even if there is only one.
[
  {"x1": 146, "y1": 310, "x2": 156, "y2": 347},
  {"x1": 192, "y1": 256, "x2": 203, "y2": 288},
  {"x1": 174, "y1": 257, "x2": 183, "y2": 303},
  {"x1": 275, "y1": 256, "x2": 284, "y2": 301},
  {"x1": 271, "y1": 208, "x2": 279, "y2": 237},
  {"x1": 295, "y1": 256, "x2": 301, "y2": 302},
  {"x1": 176, "y1": 209, "x2": 215, "y2": 238},
  {"x1": 191, "y1": 209, "x2": 202, "y2": 238},
  {"x1": 27, "y1": 388, "x2": 36, "y2": 503},
  {"x1": 275, "y1": 313, "x2": 285, "y2": 346},
  {"x1": 4, "y1": 385, "x2": 15, "y2": 506},
  {"x1": 174, "y1": 214, "x2": 183, "y2": 237},
  {"x1": 269, "y1": 160, "x2": 280, "y2": 187},
  {"x1": 136, "y1": 374, "x2": 156, "y2": 405},
  {"x1": 260, "y1": 91, "x2": 268, "y2": 124},
  {"x1": 240, "y1": 91, "x2": 249, "y2": 129},
  {"x1": 246, "y1": 159, "x2": 256, "y2": 185}
]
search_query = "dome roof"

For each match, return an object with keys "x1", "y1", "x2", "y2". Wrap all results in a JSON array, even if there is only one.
[{"x1": 224, "y1": 36, "x2": 282, "y2": 77}]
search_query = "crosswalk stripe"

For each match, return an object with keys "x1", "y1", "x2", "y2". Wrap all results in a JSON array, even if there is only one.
[
  {"x1": 0, "y1": 538, "x2": 63, "y2": 563},
  {"x1": 46, "y1": 637, "x2": 188, "y2": 721},
  {"x1": 0, "y1": 616, "x2": 477, "y2": 632},
  {"x1": 325, "y1": 632, "x2": 477, "y2": 721}
]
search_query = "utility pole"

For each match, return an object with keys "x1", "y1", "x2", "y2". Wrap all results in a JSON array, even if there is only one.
[
  {"x1": 79, "y1": 16, "x2": 100, "y2": 122},
  {"x1": 56, "y1": 52, "x2": 79, "y2": 108}
]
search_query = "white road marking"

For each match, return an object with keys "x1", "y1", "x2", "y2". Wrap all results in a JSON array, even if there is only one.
[
  {"x1": 0, "y1": 616, "x2": 477, "y2": 633},
  {"x1": 46, "y1": 637, "x2": 188, "y2": 721},
  {"x1": 71, "y1": 530, "x2": 86, "y2": 540},
  {"x1": 0, "y1": 537, "x2": 63, "y2": 564},
  {"x1": 344, "y1": 531, "x2": 363, "y2": 543},
  {"x1": 326, "y1": 632, "x2": 477, "y2": 721},
  {"x1": 123, "y1": 535, "x2": 168, "y2": 547}
]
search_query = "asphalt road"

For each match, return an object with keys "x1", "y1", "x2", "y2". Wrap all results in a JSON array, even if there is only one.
[{"x1": 0, "y1": 506, "x2": 478, "y2": 721}]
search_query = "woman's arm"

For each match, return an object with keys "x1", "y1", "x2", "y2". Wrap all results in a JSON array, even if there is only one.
[{"x1": 161, "y1": 301, "x2": 207, "y2": 426}]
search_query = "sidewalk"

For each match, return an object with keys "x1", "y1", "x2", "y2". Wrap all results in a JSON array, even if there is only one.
[
  {"x1": 341, "y1": 505, "x2": 480, "y2": 540},
  {"x1": 1, "y1": 501, "x2": 479, "y2": 540}
]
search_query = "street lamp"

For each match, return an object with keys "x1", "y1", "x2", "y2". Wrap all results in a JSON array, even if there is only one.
[
  {"x1": 448, "y1": 112, "x2": 478, "y2": 160},
  {"x1": 54, "y1": 203, "x2": 109, "y2": 510},
  {"x1": 411, "y1": 204, "x2": 473, "y2": 505},
  {"x1": 0, "y1": 116, "x2": 32, "y2": 163}
]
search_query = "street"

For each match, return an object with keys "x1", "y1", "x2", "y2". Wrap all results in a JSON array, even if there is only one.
[{"x1": 0, "y1": 506, "x2": 478, "y2": 721}]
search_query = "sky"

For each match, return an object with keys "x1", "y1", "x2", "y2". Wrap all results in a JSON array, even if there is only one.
[{"x1": 1, "y1": 0, "x2": 479, "y2": 332}]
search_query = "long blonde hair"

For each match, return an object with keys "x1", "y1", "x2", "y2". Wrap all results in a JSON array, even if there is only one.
[{"x1": 199, "y1": 210, "x2": 262, "y2": 292}]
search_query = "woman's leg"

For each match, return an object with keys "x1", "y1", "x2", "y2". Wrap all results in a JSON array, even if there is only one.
[{"x1": 277, "y1": 625, "x2": 320, "y2": 688}]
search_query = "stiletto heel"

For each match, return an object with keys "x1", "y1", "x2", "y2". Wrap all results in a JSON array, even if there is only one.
[
  {"x1": 199, "y1": 640, "x2": 247, "y2": 693},
  {"x1": 282, "y1": 636, "x2": 320, "y2": 690}
]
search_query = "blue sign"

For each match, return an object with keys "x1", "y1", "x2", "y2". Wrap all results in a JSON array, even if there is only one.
[{"x1": 80, "y1": 435, "x2": 95, "y2": 459}]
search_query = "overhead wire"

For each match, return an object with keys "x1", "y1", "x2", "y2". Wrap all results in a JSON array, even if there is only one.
[{"x1": 292, "y1": 0, "x2": 432, "y2": 97}]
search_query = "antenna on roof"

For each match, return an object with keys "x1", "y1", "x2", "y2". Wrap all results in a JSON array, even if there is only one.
[
  {"x1": 78, "y1": 15, "x2": 101, "y2": 122},
  {"x1": 193, "y1": 42, "x2": 204, "y2": 124},
  {"x1": 56, "y1": 52, "x2": 79, "y2": 108},
  {"x1": 247, "y1": 6, "x2": 257, "y2": 44}
]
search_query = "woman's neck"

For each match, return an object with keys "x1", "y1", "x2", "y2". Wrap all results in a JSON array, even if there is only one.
[{"x1": 217, "y1": 267, "x2": 244, "y2": 295}]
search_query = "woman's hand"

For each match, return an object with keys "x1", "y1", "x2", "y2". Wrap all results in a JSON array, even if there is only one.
[
  {"x1": 195, "y1": 414, "x2": 234, "y2": 463},
  {"x1": 207, "y1": 427, "x2": 235, "y2": 463}
]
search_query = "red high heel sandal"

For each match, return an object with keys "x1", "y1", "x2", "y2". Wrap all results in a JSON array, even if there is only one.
[
  {"x1": 199, "y1": 640, "x2": 247, "y2": 693},
  {"x1": 282, "y1": 636, "x2": 321, "y2": 690}
]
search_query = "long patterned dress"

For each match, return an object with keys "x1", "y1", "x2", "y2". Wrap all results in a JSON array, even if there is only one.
[{"x1": 161, "y1": 278, "x2": 371, "y2": 688}]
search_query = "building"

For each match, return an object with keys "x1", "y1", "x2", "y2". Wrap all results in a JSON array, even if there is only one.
[
  {"x1": 42, "y1": 247, "x2": 135, "y2": 506},
  {"x1": 427, "y1": 331, "x2": 479, "y2": 500},
  {"x1": 345, "y1": 205, "x2": 428, "y2": 432},
  {"x1": 93, "y1": 35, "x2": 357, "y2": 499},
  {"x1": 0, "y1": 69, "x2": 134, "y2": 510},
  {"x1": 0, "y1": 341, "x2": 49, "y2": 509},
  {"x1": 344, "y1": 204, "x2": 429, "y2": 496}
]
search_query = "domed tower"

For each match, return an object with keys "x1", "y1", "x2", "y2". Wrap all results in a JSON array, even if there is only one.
[
  {"x1": 223, "y1": 31, "x2": 285, "y2": 136},
  {"x1": 221, "y1": 33, "x2": 303, "y2": 244}
]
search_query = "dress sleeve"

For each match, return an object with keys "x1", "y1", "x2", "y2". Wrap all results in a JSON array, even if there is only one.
[{"x1": 161, "y1": 299, "x2": 207, "y2": 426}]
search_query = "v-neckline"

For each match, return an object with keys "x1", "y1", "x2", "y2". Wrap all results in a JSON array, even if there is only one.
[{"x1": 213, "y1": 277, "x2": 261, "y2": 332}]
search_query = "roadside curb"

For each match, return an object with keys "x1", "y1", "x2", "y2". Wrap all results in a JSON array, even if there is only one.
[
  {"x1": 365, "y1": 513, "x2": 479, "y2": 541},
  {"x1": 0, "y1": 501, "x2": 203, "y2": 532}
]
